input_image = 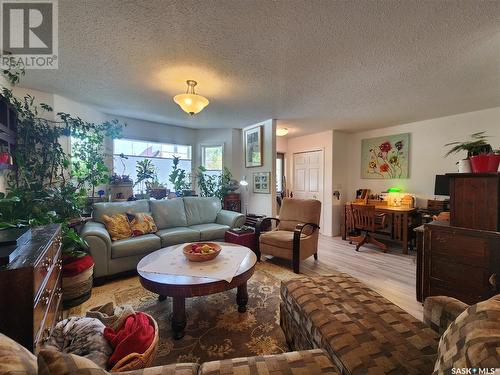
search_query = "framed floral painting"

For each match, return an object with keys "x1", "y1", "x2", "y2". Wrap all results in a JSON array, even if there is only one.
[{"x1": 361, "y1": 133, "x2": 410, "y2": 179}]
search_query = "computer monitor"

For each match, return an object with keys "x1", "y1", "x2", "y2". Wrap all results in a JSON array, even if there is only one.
[{"x1": 434, "y1": 175, "x2": 450, "y2": 196}]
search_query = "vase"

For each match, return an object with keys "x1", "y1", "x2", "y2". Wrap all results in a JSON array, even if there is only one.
[
  {"x1": 470, "y1": 154, "x2": 500, "y2": 173},
  {"x1": 457, "y1": 159, "x2": 471, "y2": 173}
]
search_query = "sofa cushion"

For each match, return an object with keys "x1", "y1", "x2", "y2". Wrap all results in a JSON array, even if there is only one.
[
  {"x1": 156, "y1": 227, "x2": 200, "y2": 247},
  {"x1": 433, "y1": 294, "x2": 500, "y2": 374},
  {"x1": 0, "y1": 333, "x2": 37, "y2": 375},
  {"x1": 188, "y1": 223, "x2": 229, "y2": 241},
  {"x1": 199, "y1": 349, "x2": 339, "y2": 375},
  {"x1": 38, "y1": 349, "x2": 199, "y2": 375},
  {"x1": 260, "y1": 230, "x2": 306, "y2": 247},
  {"x1": 93, "y1": 200, "x2": 150, "y2": 224},
  {"x1": 183, "y1": 197, "x2": 221, "y2": 226},
  {"x1": 111, "y1": 234, "x2": 161, "y2": 259},
  {"x1": 259, "y1": 231, "x2": 316, "y2": 261},
  {"x1": 280, "y1": 273, "x2": 439, "y2": 374},
  {"x1": 150, "y1": 199, "x2": 188, "y2": 229}
]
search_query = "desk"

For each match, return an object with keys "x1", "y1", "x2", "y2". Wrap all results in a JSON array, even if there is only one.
[{"x1": 342, "y1": 204, "x2": 417, "y2": 254}]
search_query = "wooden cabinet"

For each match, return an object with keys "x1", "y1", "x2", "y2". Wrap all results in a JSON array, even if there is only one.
[
  {"x1": 423, "y1": 221, "x2": 500, "y2": 305},
  {"x1": 0, "y1": 224, "x2": 63, "y2": 352},
  {"x1": 223, "y1": 193, "x2": 241, "y2": 213},
  {"x1": 448, "y1": 173, "x2": 499, "y2": 231}
]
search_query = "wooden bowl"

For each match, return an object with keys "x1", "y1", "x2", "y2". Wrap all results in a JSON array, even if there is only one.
[{"x1": 183, "y1": 242, "x2": 222, "y2": 262}]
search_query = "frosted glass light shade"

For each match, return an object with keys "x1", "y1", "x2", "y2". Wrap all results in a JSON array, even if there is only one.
[
  {"x1": 276, "y1": 128, "x2": 289, "y2": 136},
  {"x1": 173, "y1": 93, "x2": 209, "y2": 115},
  {"x1": 173, "y1": 80, "x2": 209, "y2": 115}
]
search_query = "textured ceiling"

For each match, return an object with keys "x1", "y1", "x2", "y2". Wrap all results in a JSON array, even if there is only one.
[{"x1": 19, "y1": 0, "x2": 500, "y2": 136}]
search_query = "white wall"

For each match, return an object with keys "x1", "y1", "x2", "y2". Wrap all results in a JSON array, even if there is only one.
[
  {"x1": 241, "y1": 119, "x2": 276, "y2": 217},
  {"x1": 332, "y1": 130, "x2": 350, "y2": 235},
  {"x1": 345, "y1": 107, "x2": 500, "y2": 207},
  {"x1": 285, "y1": 130, "x2": 334, "y2": 236}
]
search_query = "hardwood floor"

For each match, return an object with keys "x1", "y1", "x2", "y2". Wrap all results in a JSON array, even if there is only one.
[{"x1": 266, "y1": 234, "x2": 423, "y2": 320}]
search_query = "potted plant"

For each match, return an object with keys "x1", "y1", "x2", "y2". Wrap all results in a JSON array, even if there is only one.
[
  {"x1": 61, "y1": 226, "x2": 94, "y2": 308},
  {"x1": 109, "y1": 173, "x2": 134, "y2": 201},
  {"x1": 135, "y1": 159, "x2": 156, "y2": 199},
  {"x1": 445, "y1": 132, "x2": 499, "y2": 173},
  {"x1": 147, "y1": 178, "x2": 168, "y2": 199},
  {"x1": 0, "y1": 145, "x2": 11, "y2": 165},
  {"x1": 168, "y1": 156, "x2": 191, "y2": 196}
]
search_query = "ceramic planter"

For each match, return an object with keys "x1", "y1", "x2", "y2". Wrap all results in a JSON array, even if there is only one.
[
  {"x1": 470, "y1": 154, "x2": 500, "y2": 173},
  {"x1": 0, "y1": 152, "x2": 11, "y2": 164},
  {"x1": 457, "y1": 159, "x2": 471, "y2": 173}
]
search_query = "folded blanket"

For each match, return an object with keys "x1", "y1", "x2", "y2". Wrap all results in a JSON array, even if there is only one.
[
  {"x1": 86, "y1": 302, "x2": 135, "y2": 331},
  {"x1": 103, "y1": 312, "x2": 154, "y2": 368},
  {"x1": 45, "y1": 316, "x2": 112, "y2": 369},
  {"x1": 62, "y1": 255, "x2": 94, "y2": 277}
]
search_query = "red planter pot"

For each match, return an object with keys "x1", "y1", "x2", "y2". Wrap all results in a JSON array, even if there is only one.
[
  {"x1": 0, "y1": 152, "x2": 10, "y2": 164},
  {"x1": 469, "y1": 154, "x2": 500, "y2": 173}
]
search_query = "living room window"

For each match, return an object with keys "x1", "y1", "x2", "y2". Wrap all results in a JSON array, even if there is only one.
[
  {"x1": 113, "y1": 138, "x2": 192, "y2": 192},
  {"x1": 201, "y1": 145, "x2": 223, "y2": 176}
]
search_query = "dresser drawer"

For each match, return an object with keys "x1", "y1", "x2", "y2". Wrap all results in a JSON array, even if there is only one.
[
  {"x1": 429, "y1": 230, "x2": 489, "y2": 267},
  {"x1": 34, "y1": 265, "x2": 62, "y2": 341},
  {"x1": 33, "y1": 234, "x2": 62, "y2": 299},
  {"x1": 34, "y1": 281, "x2": 63, "y2": 351}
]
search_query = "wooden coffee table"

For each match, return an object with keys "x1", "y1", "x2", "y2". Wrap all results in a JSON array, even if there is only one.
[{"x1": 137, "y1": 242, "x2": 257, "y2": 340}]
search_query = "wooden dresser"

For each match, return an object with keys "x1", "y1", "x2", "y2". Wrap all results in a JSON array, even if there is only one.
[
  {"x1": 420, "y1": 173, "x2": 500, "y2": 305},
  {"x1": 423, "y1": 221, "x2": 499, "y2": 304},
  {"x1": 0, "y1": 224, "x2": 63, "y2": 352}
]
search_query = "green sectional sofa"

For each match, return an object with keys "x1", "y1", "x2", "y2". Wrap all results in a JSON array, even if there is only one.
[{"x1": 81, "y1": 197, "x2": 245, "y2": 278}]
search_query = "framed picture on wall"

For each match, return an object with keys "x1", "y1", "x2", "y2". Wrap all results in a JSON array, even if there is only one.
[
  {"x1": 253, "y1": 172, "x2": 270, "y2": 194},
  {"x1": 361, "y1": 133, "x2": 410, "y2": 179},
  {"x1": 244, "y1": 125, "x2": 263, "y2": 167}
]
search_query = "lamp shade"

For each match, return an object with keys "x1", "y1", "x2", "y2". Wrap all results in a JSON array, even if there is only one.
[
  {"x1": 276, "y1": 128, "x2": 289, "y2": 136},
  {"x1": 173, "y1": 80, "x2": 209, "y2": 115}
]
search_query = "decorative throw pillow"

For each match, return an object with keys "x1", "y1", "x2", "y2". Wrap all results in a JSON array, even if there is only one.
[
  {"x1": 44, "y1": 317, "x2": 112, "y2": 369},
  {"x1": 101, "y1": 213, "x2": 133, "y2": 241},
  {"x1": 0, "y1": 333, "x2": 37, "y2": 375},
  {"x1": 126, "y1": 212, "x2": 158, "y2": 236},
  {"x1": 433, "y1": 294, "x2": 500, "y2": 374},
  {"x1": 38, "y1": 349, "x2": 108, "y2": 375}
]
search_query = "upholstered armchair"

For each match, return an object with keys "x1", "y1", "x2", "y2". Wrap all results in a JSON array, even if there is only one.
[{"x1": 256, "y1": 198, "x2": 321, "y2": 273}]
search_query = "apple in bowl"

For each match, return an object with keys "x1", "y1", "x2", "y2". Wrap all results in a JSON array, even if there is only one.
[{"x1": 183, "y1": 242, "x2": 221, "y2": 262}]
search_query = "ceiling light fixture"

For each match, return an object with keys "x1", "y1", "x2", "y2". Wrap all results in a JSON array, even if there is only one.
[
  {"x1": 276, "y1": 128, "x2": 289, "y2": 137},
  {"x1": 173, "y1": 80, "x2": 209, "y2": 115}
]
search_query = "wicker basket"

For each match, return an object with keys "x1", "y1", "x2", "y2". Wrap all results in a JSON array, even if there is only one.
[{"x1": 110, "y1": 313, "x2": 159, "y2": 372}]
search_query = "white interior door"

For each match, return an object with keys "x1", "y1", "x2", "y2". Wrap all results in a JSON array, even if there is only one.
[{"x1": 293, "y1": 150, "x2": 324, "y2": 230}]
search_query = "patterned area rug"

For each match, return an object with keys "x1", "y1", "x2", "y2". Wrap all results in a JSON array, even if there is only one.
[{"x1": 68, "y1": 261, "x2": 300, "y2": 365}]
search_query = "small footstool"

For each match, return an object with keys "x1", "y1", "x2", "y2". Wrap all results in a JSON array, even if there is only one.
[{"x1": 199, "y1": 349, "x2": 338, "y2": 375}]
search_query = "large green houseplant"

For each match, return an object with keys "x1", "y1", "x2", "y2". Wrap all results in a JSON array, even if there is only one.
[
  {"x1": 0, "y1": 69, "x2": 123, "y2": 251},
  {"x1": 196, "y1": 166, "x2": 234, "y2": 201},
  {"x1": 169, "y1": 156, "x2": 191, "y2": 195}
]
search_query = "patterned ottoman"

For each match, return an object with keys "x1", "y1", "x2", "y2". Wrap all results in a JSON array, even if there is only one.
[
  {"x1": 280, "y1": 273, "x2": 439, "y2": 375},
  {"x1": 199, "y1": 349, "x2": 338, "y2": 375}
]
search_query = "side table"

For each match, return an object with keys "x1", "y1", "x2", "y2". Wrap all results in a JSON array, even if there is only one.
[{"x1": 225, "y1": 230, "x2": 257, "y2": 254}]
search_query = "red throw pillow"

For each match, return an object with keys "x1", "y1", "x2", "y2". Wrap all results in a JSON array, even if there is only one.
[{"x1": 103, "y1": 312, "x2": 154, "y2": 368}]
